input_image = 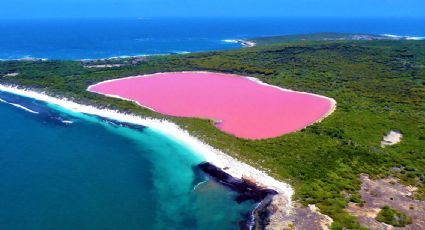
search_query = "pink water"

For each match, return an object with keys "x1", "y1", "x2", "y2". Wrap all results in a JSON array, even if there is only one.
[{"x1": 88, "y1": 72, "x2": 334, "y2": 139}]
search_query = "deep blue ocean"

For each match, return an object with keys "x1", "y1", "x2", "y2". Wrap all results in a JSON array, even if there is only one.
[
  {"x1": 1, "y1": 18, "x2": 425, "y2": 229},
  {"x1": 0, "y1": 18, "x2": 424, "y2": 60}
]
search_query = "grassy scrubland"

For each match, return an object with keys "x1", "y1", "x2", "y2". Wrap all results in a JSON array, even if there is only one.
[
  {"x1": 375, "y1": 206, "x2": 412, "y2": 227},
  {"x1": 1, "y1": 38, "x2": 424, "y2": 229}
]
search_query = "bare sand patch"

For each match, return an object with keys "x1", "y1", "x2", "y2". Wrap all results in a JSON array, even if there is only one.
[
  {"x1": 381, "y1": 130, "x2": 402, "y2": 147},
  {"x1": 3, "y1": 72, "x2": 19, "y2": 77}
]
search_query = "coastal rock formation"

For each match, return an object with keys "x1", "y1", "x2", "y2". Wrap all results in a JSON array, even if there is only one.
[
  {"x1": 263, "y1": 198, "x2": 333, "y2": 230},
  {"x1": 198, "y1": 162, "x2": 335, "y2": 230},
  {"x1": 250, "y1": 190, "x2": 333, "y2": 230},
  {"x1": 198, "y1": 162, "x2": 282, "y2": 230},
  {"x1": 82, "y1": 56, "x2": 148, "y2": 69},
  {"x1": 240, "y1": 40, "x2": 257, "y2": 48},
  {"x1": 346, "y1": 174, "x2": 425, "y2": 229},
  {"x1": 83, "y1": 64, "x2": 125, "y2": 69},
  {"x1": 198, "y1": 162, "x2": 277, "y2": 203},
  {"x1": 223, "y1": 39, "x2": 256, "y2": 48}
]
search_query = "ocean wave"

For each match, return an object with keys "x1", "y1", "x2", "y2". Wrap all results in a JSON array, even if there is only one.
[
  {"x1": 222, "y1": 39, "x2": 240, "y2": 44},
  {"x1": 135, "y1": 38, "x2": 153, "y2": 42},
  {"x1": 0, "y1": 98, "x2": 39, "y2": 114},
  {"x1": 192, "y1": 180, "x2": 208, "y2": 191},
  {"x1": 61, "y1": 120, "x2": 74, "y2": 124},
  {"x1": 1, "y1": 49, "x2": 196, "y2": 62},
  {"x1": 80, "y1": 53, "x2": 167, "y2": 61},
  {"x1": 170, "y1": 51, "x2": 191, "y2": 55},
  {"x1": 221, "y1": 39, "x2": 256, "y2": 47},
  {"x1": 382, "y1": 34, "x2": 425, "y2": 40},
  {"x1": 0, "y1": 56, "x2": 49, "y2": 62}
]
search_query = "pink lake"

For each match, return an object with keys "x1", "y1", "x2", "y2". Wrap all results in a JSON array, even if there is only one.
[{"x1": 88, "y1": 72, "x2": 335, "y2": 139}]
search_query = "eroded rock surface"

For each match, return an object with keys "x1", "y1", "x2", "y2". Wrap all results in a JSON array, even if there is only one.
[
  {"x1": 262, "y1": 195, "x2": 333, "y2": 230},
  {"x1": 346, "y1": 174, "x2": 425, "y2": 229}
]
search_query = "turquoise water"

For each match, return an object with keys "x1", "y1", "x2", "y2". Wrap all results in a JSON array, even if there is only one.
[{"x1": 0, "y1": 91, "x2": 255, "y2": 229}]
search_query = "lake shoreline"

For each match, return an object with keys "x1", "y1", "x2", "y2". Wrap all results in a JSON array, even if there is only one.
[{"x1": 88, "y1": 71, "x2": 337, "y2": 140}]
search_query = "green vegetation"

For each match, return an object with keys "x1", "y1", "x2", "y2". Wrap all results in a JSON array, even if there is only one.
[
  {"x1": 251, "y1": 32, "x2": 407, "y2": 46},
  {"x1": 375, "y1": 206, "x2": 412, "y2": 227},
  {"x1": 1, "y1": 38, "x2": 424, "y2": 229}
]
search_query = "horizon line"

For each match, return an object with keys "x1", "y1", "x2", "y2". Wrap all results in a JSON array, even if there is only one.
[{"x1": 0, "y1": 16, "x2": 424, "y2": 20}]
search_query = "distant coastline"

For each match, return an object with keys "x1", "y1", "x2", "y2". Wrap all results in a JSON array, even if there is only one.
[
  {"x1": 1, "y1": 32, "x2": 424, "y2": 61},
  {"x1": 1, "y1": 17, "x2": 424, "y2": 60},
  {"x1": 222, "y1": 39, "x2": 257, "y2": 48},
  {"x1": 251, "y1": 32, "x2": 425, "y2": 46}
]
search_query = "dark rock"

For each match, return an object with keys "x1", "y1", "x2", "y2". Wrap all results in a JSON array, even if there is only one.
[
  {"x1": 198, "y1": 162, "x2": 278, "y2": 230},
  {"x1": 198, "y1": 162, "x2": 277, "y2": 202}
]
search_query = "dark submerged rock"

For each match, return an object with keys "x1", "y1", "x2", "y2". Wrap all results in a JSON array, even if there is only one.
[
  {"x1": 198, "y1": 162, "x2": 277, "y2": 203},
  {"x1": 198, "y1": 162, "x2": 278, "y2": 230}
]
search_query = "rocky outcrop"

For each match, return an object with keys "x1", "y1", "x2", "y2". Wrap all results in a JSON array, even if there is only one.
[
  {"x1": 198, "y1": 162, "x2": 334, "y2": 230},
  {"x1": 198, "y1": 162, "x2": 280, "y2": 230},
  {"x1": 262, "y1": 197, "x2": 333, "y2": 230},
  {"x1": 198, "y1": 162, "x2": 278, "y2": 203},
  {"x1": 346, "y1": 174, "x2": 425, "y2": 229}
]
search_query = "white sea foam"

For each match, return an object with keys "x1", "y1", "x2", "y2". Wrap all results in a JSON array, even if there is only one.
[
  {"x1": 80, "y1": 53, "x2": 161, "y2": 62},
  {"x1": 0, "y1": 56, "x2": 49, "y2": 62},
  {"x1": 173, "y1": 51, "x2": 191, "y2": 54},
  {"x1": 222, "y1": 39, "x2": 257, "y2": 47},
  {"x1": 382, "y1": 34, "x2": 425, "y2": 40},
  {"x1": 222, "y1": 39, "x2": 240, "y2": 43},
  {"x1": 192, "y1": 180, "x2": 207, "y2": 191},
  {"x1": 0, "y1": 98, "x2": 39, "y2": 114},
  {"x1": 0, "y1": 84, "x2": 294, "y2": 208}
]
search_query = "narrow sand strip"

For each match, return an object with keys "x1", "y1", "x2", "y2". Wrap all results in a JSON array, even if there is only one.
[{"x1": 0, "y1": 84, "x2": 294, "y2": 212}]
